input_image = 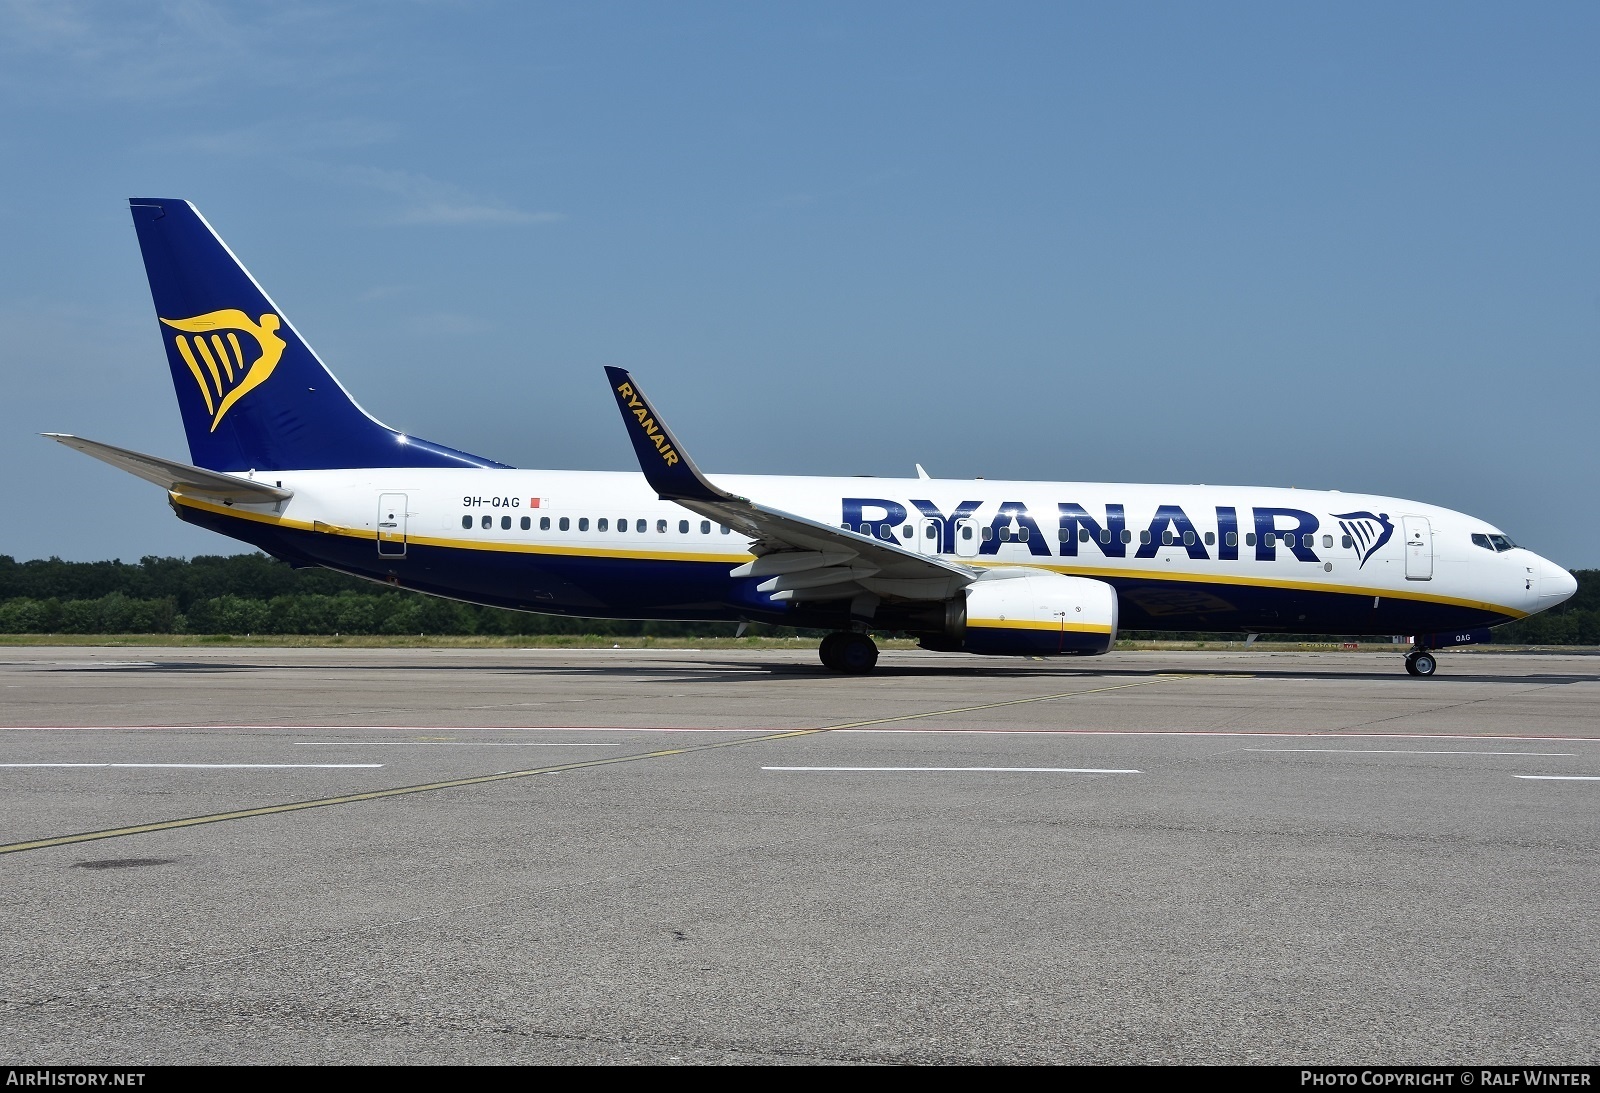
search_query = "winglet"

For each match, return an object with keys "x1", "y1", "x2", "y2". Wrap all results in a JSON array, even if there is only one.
[{"x1": 603, "y1": 367, "x2": 733, "y2": 503}]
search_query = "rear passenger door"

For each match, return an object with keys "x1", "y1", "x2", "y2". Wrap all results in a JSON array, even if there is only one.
[{"x1": 378, "y1": 493, "x2": 408, "y2": 557}]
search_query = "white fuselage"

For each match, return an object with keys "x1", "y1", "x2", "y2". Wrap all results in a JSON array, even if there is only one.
[{"x1": 175, "y1": 467, "x2": 1572, "y2": 633}]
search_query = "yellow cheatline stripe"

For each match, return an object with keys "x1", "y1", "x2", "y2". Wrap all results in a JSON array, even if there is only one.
[
  {"x1": 168, "y1": 496, "x2": 1526, "y2": 618},
  {"x1": 0, "y1": 676, "x2": 1183, "y2": 857},
  {"x1": 969, "y1": 618, "x2": 1115, "y2": 634}
]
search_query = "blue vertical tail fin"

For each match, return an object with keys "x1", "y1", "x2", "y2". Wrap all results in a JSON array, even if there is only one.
[{"x1": 129, "y1": 198, "x2": 507, "y2": 471}]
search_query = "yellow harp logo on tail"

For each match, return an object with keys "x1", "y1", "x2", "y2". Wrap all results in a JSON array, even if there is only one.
[{"x1": 159, "y1": 310, "x2": 287, "y2": 431}]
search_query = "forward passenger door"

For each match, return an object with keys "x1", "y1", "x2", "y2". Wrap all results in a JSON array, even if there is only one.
[{"x1": 1403, "y1": 516, "x2": 1432, "y2": 580}]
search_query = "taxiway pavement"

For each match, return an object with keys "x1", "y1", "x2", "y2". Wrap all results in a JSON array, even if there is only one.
[{"x1": 0, "y1": 646, "x2": 1595, "y2": 1064}]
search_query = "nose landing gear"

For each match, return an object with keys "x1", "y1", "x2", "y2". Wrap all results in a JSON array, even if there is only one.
[
  {"x1": 819, "y1": 632, "x2": 879, "y2": 674},
  {"x1": 1404, "y1": 649, "x2": 1438, "y2": 677}
]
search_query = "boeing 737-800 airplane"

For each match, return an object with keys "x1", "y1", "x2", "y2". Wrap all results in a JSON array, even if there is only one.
[{"x1": 47, "y1": 199, "x2": 1577, "y2": 675}]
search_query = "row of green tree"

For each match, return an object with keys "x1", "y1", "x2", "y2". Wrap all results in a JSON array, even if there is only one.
[
  {"x1": 0, "y1": 554, "x2": 762, "y2": 637},
  {"x1": 0, "y1": 554, "x2": 1593, "y2": 642}
]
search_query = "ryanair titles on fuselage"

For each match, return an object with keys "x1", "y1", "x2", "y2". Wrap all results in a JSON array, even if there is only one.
[{"x1": 842, "y1": 497, "x2": 1395, "y2": 568}]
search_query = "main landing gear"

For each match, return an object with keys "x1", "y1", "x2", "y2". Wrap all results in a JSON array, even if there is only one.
[
  {"x1": 819, "y1": 632, "x2": 879, "y2": 674},
  {"x1": 1404, "y1": 649, "x2": 1438, "y2": 678}
]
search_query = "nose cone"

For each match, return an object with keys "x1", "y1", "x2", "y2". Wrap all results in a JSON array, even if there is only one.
[{"x1": 1539, "y1": 559, "x2": 1578, "y2": 609}]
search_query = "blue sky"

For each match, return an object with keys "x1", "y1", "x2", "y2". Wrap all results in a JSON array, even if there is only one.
[{"x1": 2, "y1": 1, "x2": 1597, "y2": 566}]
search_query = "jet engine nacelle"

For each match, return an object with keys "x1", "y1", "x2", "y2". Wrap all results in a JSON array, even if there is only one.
[{"x1": 918, "y1": 570, "x2": 1119, "y2": 656}]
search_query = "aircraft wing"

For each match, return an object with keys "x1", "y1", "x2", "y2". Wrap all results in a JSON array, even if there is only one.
[
  {"x1": 44, "y1": 433, "x2": 293, "y2": 505},
  {"x1": 603, "y1": 368, "x2": 975, "y2": 609}
]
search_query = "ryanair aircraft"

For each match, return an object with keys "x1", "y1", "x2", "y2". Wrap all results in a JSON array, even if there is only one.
[{"x1": 48, "y1": 199, "x2": 1577, "y2": 676}]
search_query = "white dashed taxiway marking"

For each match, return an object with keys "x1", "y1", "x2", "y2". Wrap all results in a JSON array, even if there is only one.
[
  {"x1": 1244, "y1": 748, "x2": 1575, "y2": 756},
  {"x1": 762, "y1": 766, "x2": 1142, "y2": 774},
  {"x1": 0, "y1": 763, "x2": 383, "y2": 769},
  {"x1": 294, "y1": 742, "x2": 621, "y2": 747}
]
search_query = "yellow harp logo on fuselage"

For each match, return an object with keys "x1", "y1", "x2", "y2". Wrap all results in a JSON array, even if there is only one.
[{"x1": 160, "y1": 310, "x2": 287, "y2": 431}]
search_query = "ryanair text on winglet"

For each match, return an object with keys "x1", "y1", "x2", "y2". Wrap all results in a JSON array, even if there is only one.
[{"x1": 615, "y1": 382, "x2": 680, "y2": 467}]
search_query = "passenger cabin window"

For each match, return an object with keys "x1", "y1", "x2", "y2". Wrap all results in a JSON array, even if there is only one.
[
  {"x1": 1161, "y1": 530, "x2": 1174, "y2": 546},
  {"x1": 925, "y1": 525, "x2": 936, "y2": 540},
  {"x1": 1225, "y1": 532, "x2": 1237, "y2": 548},
  {"x1": 637, "y1": 519, "x2": 648, "y2": 533},
  {"x1": 961, "y1": 525, "x2": 973, "y2": 541},
  {"x1": 998, "y1": 526, "x2": 1012, "y2": 542},
  {"x1": 1264, "y1": 532, "x2": 1277, "y2": 547},
  {"x1": 461, "y1": 516, "x2": 472, "y2": 529},
  {"x1": 700, "y1": 521, "x2": 711, "y2": 534},
  {"x1": 1245, "y1": 532, "x2": 1257, "y2": 547},
  {"x1": 559, "y1": 517, "x2": 570, "y2": 531},
  {"x1": 1342, "y1": 534, "x2": 1353, "y2": 549},
  {"x1": 1281, "y1": 533, "x2": 1293, "y2": 548},
  {"x1": 1018, "y1": 527, "x2": 1029, "y2": 542},
  {"x1": 1322, "y1": 534, "x2": 1332, "y2": 548},
  {"x1": 501, "y1": 515, "x2": 511, "y2": 530},
  {"x1": 982, "y1": 526, "x2": 994, "y2": 542},
  {"x1": 1100, "y1": 529, "x2": 1111, "y2": 544},
  {"x1": 1140, "y1": 530, "x2": 1152, "y2": 545},
  {"x1": 540, "y1": 517, "x2": 550, "y2": 530},
  {"x1": 679, "y1": 520, "x2": 690, "y2": 534},
  {"x1": 1120, "y1": 529, "x2": 1133, "y2": 544},
  {"x1": 578, "y1": 518, "x2": 589, "y2": 532},
  {"x1": 657, "y1": 519, "x2": 667, "y2": 533},
  {"x1": 598, "y1": 518, "x2": 609, "y2": 531},
  {"x1": 1204, "y1": 531, "x2": 1215, "y2": 546},
  {"x1": 481, "y1": 515, "x2": 492, "y2": 530},
  {"x1": 902, "y1": 525, "x2": 912, "y2": 539},
  {"x1": 1080, "y1": 528, "x2": 1091, "y2": 543}
]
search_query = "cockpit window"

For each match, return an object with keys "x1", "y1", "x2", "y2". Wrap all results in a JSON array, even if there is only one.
[
  {"x1": 1472, "y1": 533, "x2": 1494, "y2": 552},
  {"x1": 1473, "y1": 532, "x2": 1519, "y2": 553}
]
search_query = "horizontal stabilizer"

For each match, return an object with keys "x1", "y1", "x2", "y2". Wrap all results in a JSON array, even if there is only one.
[{"x1": 44, "y1": 434, "x2": 293, "y2": 505}]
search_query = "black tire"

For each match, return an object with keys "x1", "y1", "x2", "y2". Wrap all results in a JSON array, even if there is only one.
[
  {"x1": 1412, "y1": 651, "x2": 1437, "y2": 677},
  {"x1": 835, "y1": 634, "x2": 879, "y2": 674},
  {"x1": 1404, "y1": 653, "x2": 1420, "y2": 676},
  {"x1": 818, "y1": 632, "x2": 846, "y2": 670}
]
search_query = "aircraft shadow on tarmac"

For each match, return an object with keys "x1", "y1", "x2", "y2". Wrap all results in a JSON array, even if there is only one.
[{"x1": 43, "y1": 658, "x2": 1600, "y2": 687}]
